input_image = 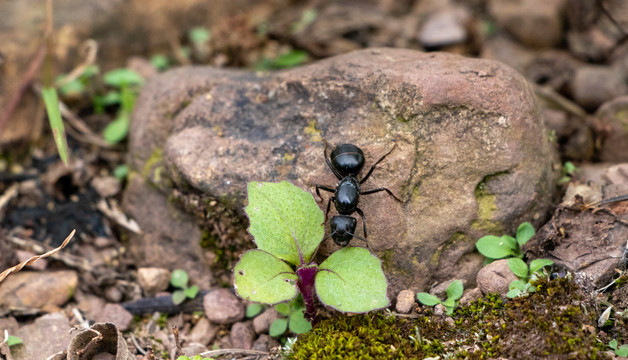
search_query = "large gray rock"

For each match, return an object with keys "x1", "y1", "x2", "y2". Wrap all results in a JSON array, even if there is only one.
[{"x1": 128, "y1": 48, "x2": 557, "y2": 295}]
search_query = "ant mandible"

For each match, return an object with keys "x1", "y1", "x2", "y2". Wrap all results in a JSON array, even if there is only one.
[{"x1": 315, "y1": 143, "x2": 402, "y2": 248}]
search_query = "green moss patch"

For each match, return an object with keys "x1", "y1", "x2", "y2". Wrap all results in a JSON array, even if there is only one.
[{"x1": 290, "y1": 277, "x2": 611, "y2": 359}]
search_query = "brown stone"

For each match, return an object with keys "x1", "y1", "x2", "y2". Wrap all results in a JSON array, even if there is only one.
[
  {"x1": 488, "y1": 0, "x2": 566, "y2": 48},
  {"x1": 252, "y1": 307, "x2": 280, "y2": 334},
  {"x1": 476, "y1": 259, "x2": 519, "y2": 295},
  {"x1": 129, "y1": 48, "x2": 557, "y2": 295},
  {"x1": 94, "y1": 303, "x2": 133, "y2": 331},
  {"x1": 137, "y1": 267, "x2": 171, "y2": 297},
  {"x1": 230, "y1": 321, "x2": 255, "y2": 350},
  {"x1": 595, "y1": 96, "x2": 628, "y2": 163},
  {"x1": 0, "y1": 270, "x2": 77, "y2": 309},
  {"x1": 395, "y1": 289, "x2": 415, "y2": 314},
  {"x1": 203, "y1": 289, "x2": 245, "y2": 324}
]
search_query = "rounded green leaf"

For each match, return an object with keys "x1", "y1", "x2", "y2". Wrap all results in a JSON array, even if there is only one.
[
  {"x1": 446, "y1": 280, "x2": 464, "y2": 301},
  {"x1": 234, "y1": 250, "x2": 298, "y2": 304},
  {"x1": 245, "y1": 181, "x2": 324, "y2": 266},
  {"x1": 476, "y1": 235, "x2": 516, "y2": 259},
  {"x1": 171, "y1": 269, "x2": 189, "y2": 288},
  {"x1": 184, "y1": 285, "x2": 199, "y2": 299},
  {"x1": 246, "y1": 303, "x2": 263, "y2": 318},
  {"x1": 417, "y1": 293, "x2": 441, "y2": 306},
  {"x1": 103, "y1": 114, "x2": 129, "y2": 144},
  {"x1": 7, "y1": 335, "x2": 23, "y2": 346},
  {"x1": 442, "y1": 297, "x2": 456, "y2": 308},
  {"x1": 516, "y1": 222, "x2": 535, "y2": 246},
  {"x1": 315, "y1": 247, "x2": 389, "y2": 313},
  {"x1": 509, "y1": 279, "x2": 527, "y2": 291},
  {"x1": 508, "y1": 258, "x2": 529, "y2": 279},
  {"x1": 274, "y1": 302, "x2": 291, "y2": 316},
  {"x1": 288, "y1": 308, "x2": 312, "y2": 334},
  {"x1": 529, "y1": 259, "x2": 554, "y2": 274},
  {"x1": 172, "y1": 290, "x2": 186, "y2": 305},
  {"x1": 506, "y1": 289, "x2": 522, "y2": 298},
  {"x1": 269, "y1": 318, "x2": 288, "y2": 337}
]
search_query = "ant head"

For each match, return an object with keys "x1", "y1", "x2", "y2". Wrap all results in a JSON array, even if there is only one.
[
  {"x1": 330, "y1": 144, "x2": 365, "y2": 177},
  {"x1": 330, "y1": 215, "x2": 357, "y2": 246}
]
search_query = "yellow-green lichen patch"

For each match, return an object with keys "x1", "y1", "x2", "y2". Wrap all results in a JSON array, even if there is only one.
[{"x1": 471, "y1": 174, "x2": 504, "y2": 233}]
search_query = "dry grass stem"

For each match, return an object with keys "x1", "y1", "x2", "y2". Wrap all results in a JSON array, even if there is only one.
[{"x1": 0, "y1": 229, "x2": 76, "y2": 283}]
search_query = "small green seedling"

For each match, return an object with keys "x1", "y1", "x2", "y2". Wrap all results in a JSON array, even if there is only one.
[
  {"x1": 476, "y1": 222, "x2": 535, "y2": 262},
  {"x1": 6, "y1": 335, "x2": 22, "y2": 347},
  {"x1": 416, "y1": 280, "x2": 464, "y2": 316},
  {"x1": 55, "y1": 64, "x2": 99, "y2": 97},
  {"x1": 170, "y1": 269, "x2": 199, "y2": 305},
  {"x1": 234, "y1": 181, "x2": 389, "y2": 323},
  {"x1": 99, "y1": 68, "x2": 144, "y2": 144},
  {"x1": 269, "y1": 297, "x2": 312, "y2": 337},
  {"x1": 559, "y1": 161, "x2": 578, "y2": 184},
  {"x1": 609, "y1": 339, "x2": 628, "y2": 357},
  {"x1": 506, "y1": 258, "x2": 554, "y2": 298}
]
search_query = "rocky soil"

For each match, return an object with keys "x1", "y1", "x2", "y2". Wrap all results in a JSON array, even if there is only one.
[{"x1": 1, "y1": 0, "x2": 628, "y2": 359}]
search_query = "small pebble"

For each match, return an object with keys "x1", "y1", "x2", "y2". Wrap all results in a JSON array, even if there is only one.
[
  {"x1": 395, "y1": 289, "x2": 415, "y2": 314},
  {"x1": 230, "y1": 321, "x2": 255, "y2": 350},
  {"x1": 253, "y1": 308, "x2": 280, "y2": 334},
  {"x1": 203, "y1": 289, "x2": 245, "y2": 324}
]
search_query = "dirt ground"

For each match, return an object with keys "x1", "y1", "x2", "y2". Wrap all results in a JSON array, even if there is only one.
[{"x1": 1, "y1": 0, "x2": 628, "y2": 359}]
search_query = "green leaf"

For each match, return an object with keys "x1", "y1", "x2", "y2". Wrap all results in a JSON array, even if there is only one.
[
  {"x1": 103, "y1": 68, "x2": 144, "y2": 87},
  {"x1": 509, "y1": 279, "x2": 527, "y2": 291},
  {"x1": 103, "y1": 113, "x2": 129, "y2": 144},
  {"x1": 445, "y1": 305, "x2": 455, "y2": 316},
  {"x1": 246, "y1": 303, "x2": 263, "y2": 318},
  {"x1": 151, "y1": 54, "x2": 170, "y2": 71},
  {"x1": 446, "y1": 280, "x2": 464, "y2": 301},
  {"x1": 516, "y1": 222, "x2": 535, "y2": 246},
  {"x1": 288, "y1": 308, "x2": 312, "y2": 334},
  {"x1": 113, "y1": 164, "x2": 129, "y2": 179},
  {"x1": 42, "y1": 87, "x2": 69, "y2": 165},
  {"x1": 269, "y1": 318, "x2": 288, "y2": 337},
  {"x1": 172, "y1": 290, "x2": 186, "y2": 305},
  {"x1": 616, "y1": 344, "x2": 628, "y2": 357},
  {"x1": 274, "y1": 302, "x2": 291, "y2": 316},
  {"x1": 234, "y1": 250, "x2": 298, "y2": 304},
  {"x1": 508, "y1": 258, "x2": 529, "y2": 279},
  {"x1": 7, "y1": 335, "x2": 22, "y2": 346},
  {"x1": 171, "y1": 269, "x2": 189, "y2": 288},
  {"x1": 529, "y1": 259, "x2": 554, "y2": 274},
  {"x1": 189, "y1": 27, "x2": 211, "y2": 44},
  {"x1": 416, "y1": 293, "x2": 441, "y2": 306},
  {"x1": 184, "y1": 285, "x2": 199, "y2": 299},
  {"x1": 475, "y1": 235, "x2": 516, "y2": 259},
  {"x1": 442, "y1": 297, "x2": 456, "y2": 308},
  {"x1": 316, "y1": 247, "x2": 389, "y2": 313},
  {"x1": 609, "y1": 339, "x2": 619, "y2": 350},
  {"x1": 245, "y1": 181, "x2": 324, "y2": 266},
  {"x1": 506, "y1": 288, "x2": 522, "y2": 298}
]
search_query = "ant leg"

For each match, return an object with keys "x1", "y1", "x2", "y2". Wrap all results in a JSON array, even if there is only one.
[
  {"x1": 348, "y1": 231, "x2": 372, "y2": 251},
  {"x1": 315, "y1": 185, "x2": 335, "y2": 202},
  {"x1": 355, "y1": 208, "x2": 368, "y2": 239},
  {"x1": 361, "y1": 187, "x2": 402, "y2": 202},
  {"x1": 359, "y1": 143, "x2": 398, "y2": 184},
  {"x1": 323, "y1": 142, "x2": 343, "y2": 180},
  {"x1": 324, "y1": 196, "x2": 335, "y2": 222}
]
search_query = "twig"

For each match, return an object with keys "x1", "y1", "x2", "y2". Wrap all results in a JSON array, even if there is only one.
[
  {"x1": 96, "y1": 199, "x2": 142, "y2": 234},
  {"x1": 55, "y1": 39, "x2": 98, "y2": 88},
  {"x1": 199, "y1": 349, "x2": 270, "y2": 358},
  {"x1": 7, "y1": 233, "x2": 90, "y2": 272},
  {"x1": 0, "y1": 45, "x2": 47, "y2": 137},
  {"x1": 172, "y1": 325, "x2": 183, "y2": 358},
  {"x1": 0, "y1": 183, "x2": 19, "y2": 215},
  {"x1": 129, "y1": 333, "x2": 147, "y2": 355},
  {"x1": 0, "y1": 229, "x2": 76, "y2": 283},
  {"x1": 75, "y1": 329, "x2": 103, "y2": 357}
]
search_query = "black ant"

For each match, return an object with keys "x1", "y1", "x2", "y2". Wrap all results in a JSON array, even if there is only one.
[{"x1": 315, "y1": 143, "x2": 401, "y2": 248}]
